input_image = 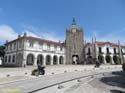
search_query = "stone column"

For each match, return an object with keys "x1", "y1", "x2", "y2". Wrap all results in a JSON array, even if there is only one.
[
  {"x1": 110, "y1": 55, "x2": 114, "y2": 64},
  {"x1": 50, "y1": 56, "x2": 53, "y2": 65},
  {"x1": 22, "y1": 53, "x2": 26, "y2": 67},
  {"x1": 57, "y1": 56, "x2": 60, "y2": 65},
  {"x1": 43, "y1": 56, "x2": 46, "y2": 66},
  {"x1": 34, "y1": 57, "x2": 37, "y2": 66},
  {"x1": 63, "y1": 56, "x2": 66, "y2": 65},
  {"x1": 103, "y1": 55, "x2": 107, "y2": 64}
]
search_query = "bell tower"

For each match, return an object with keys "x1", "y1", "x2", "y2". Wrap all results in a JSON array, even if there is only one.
[{"x1": 66, "y1": 18, "x2": 84, "y2": 64}]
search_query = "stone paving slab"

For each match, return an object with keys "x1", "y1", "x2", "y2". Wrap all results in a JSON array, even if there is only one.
[
  {"x1": 0, "y1": 65, "x2": 122, "y2": 78},
  {"x1": 0, "y1": 67, "x2": 121, "y2": 93}
]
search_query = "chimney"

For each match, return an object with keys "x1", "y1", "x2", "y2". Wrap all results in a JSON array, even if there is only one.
[
  {"x1": 6, "y1": 40, "x2": 8, "y2": 43},
  {"x1": 24, "y1": 32, "x2": 27, "y2": 37},
  {"x1": 18, "y1": 35, "x2": 21, "y2": 38}
]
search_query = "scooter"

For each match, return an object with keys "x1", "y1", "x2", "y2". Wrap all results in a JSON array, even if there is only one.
[{"x1": 39, "y1": 66, "x2": 45, "y2": 75}]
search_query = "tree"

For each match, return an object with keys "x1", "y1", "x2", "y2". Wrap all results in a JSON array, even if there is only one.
[{"x1": 0, "y1": 45, "x2": 5, "y2": 57}]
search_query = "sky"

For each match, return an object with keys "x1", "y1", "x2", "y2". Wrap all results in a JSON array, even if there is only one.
[{"x1": 0, "y1": 0, "x2": 125, "y2": 45}]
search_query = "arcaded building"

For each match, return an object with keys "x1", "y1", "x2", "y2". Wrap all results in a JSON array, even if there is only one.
[
  {"x1": 3, "y1": 19, "x2": 125, "y2": 67},
  {"x1": 85, "y1": 41, "x2": 125, "y2": 65},
  {"x1": 4, "y1": 33, "x2": 65, "y2": 67}
]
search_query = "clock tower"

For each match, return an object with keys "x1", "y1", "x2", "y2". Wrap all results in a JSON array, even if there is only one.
[{"x1": 66, "y1": 18, "x2": 84, "y2": 64}]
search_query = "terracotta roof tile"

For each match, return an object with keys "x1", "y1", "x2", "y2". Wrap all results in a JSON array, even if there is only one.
[
  {"x1": 86, "y1": 41, "x2": 120, "y2": 47},
  {"x1": 5, "y1": 36, "x2": 64, "y2": 46}
]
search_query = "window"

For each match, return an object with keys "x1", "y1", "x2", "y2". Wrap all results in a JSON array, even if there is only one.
[
  {"x1": 87, "y1": 48, "x2": 91, "y2": 55},
  {"x1": 6, "y1": 46, "x2": 8, "y2": 51},
  {"x1": 114, "y1": 48, "x2": 116, "y2": 54},
  {"x1": 106, "y1": 47, "x2": 109, "y2": 53},
  {"x1": 29, "y1": 41, "x2": 34, "y2": 47},
  {"x1": 19, "y1": 41, "x2": 22, "y2": 48},
  {"x1": 5, "y1": 56, "x2": 7, "y2": 63},
  {"x1": 99, "y1": 47, "x2": 102, "y2": 53},
  {"x1": 47, "y1": 44, "x2": 50, "y2": 50},
  {"x1": 88, "y1": 48, "x2": 91, "y2": 53},
  {"x1": 10, "y1": 44, "x2": 12, "y2": 50},
  {"x1": 60, "y1": 46, "x2": 63, "y2": 51},
  {"x1": 14, "y1": 42, "x2": 16, "y2": 49},
  {"x1": 39, "y1": 42, "x2": 43, "y2": 49},
  {"x1": 121, "y1": 49, "x2": 123, "y2": 54},
  {"x1": 8, "y1": 55, "x2": 11, "y2": 63},
  {"x1": 12, "y1": 55, "x2": 15, "y2": 63},
  {"x1": 8, "y1": 45, "x2": 9, "y2": 50},
  {"x1": 54, "y1": 45, "x2": 57, "y2": 51}
]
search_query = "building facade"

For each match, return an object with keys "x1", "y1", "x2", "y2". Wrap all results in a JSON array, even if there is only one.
[
  {"x1": 85, "y1": 41, "x2": 125, "y2": 65},
  {"x1": 3, "y1": 19, "x2": 125, "y2": 67},
  {"x1": 4, "y1": 33, "x2": 65, "y2": 67}
]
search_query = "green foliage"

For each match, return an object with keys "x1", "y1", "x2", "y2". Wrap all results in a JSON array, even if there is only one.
[{"x1": 0, "y1": 45, "x2": 5, "y2": 57}]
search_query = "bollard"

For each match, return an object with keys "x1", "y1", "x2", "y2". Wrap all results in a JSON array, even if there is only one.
[
  {"x1": 64, "y1": 71, "x2": 67, "y2": 73},
  {"x1": 51, "y1": 72, "x2": 55, "y2": 75},
  {"x1": 102, "y1": 73, "x2": 105, "y2": 76},
  {"x1": 75, "y1": 69, "x2": 77, "y2": 71},
  {"x1": 24, "y1": 72, "x2": 27, "y2": 75},
  {"x1": 77, "y1": 79, "x2": 82, "y2": 82},
  {"x1": 6, "y1": 74, "x2": 10, "y2": 77},
  {"x1": 58, "y1": 85, "x2": 64, "y2": 89}
]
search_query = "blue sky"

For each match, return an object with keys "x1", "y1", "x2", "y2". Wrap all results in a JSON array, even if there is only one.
[{"x1": 0, "y1": 0, "x2": 125, "y2": 45}]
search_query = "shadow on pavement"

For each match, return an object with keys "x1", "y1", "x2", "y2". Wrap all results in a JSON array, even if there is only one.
[
  {"x1": 110, "y1": 90, "x2": 125, "y2": 93},
  {"x1": 100, "y1": 71, "x2": 125, "y2": 92}
]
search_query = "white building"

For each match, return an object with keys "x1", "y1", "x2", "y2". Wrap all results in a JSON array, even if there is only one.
[
  {"x1": 85, "y1": 41, "x2": 125, "y2": 64},
  {"x1": 3, "y1": 20, "x2": 125, "y2": 67},
  {"x1": 4, "y1": 33, "x2": 65, "y2": 67}
]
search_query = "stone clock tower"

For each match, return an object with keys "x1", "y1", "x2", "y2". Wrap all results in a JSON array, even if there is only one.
[{"x1": 66, "y1": 18, "x2": 84, "y2": 64}]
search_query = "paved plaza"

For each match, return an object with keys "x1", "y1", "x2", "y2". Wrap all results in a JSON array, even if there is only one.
[{"x1": 0, "y1": 65, "x2": 124, "y2": 93}]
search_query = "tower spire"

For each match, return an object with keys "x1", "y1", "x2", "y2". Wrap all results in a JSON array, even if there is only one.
[{"x1": 72, "y1": 17, "x2": 76, "y2": 25}]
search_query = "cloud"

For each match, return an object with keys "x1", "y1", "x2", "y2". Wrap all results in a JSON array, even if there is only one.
[
  {"x1": 0, "y1": 24, "x2": 64, "y2": 45},
  {"x1": 41, "y1": 32, "x2": 64, "y2": 42},
  {"x1": 0, "y1": 25, "x2": 18, "y2": 44},
  {"x1": 0, "y1": 24, "x2": 124, "y2": 45},
  {"x1": 22, "y1": 30, "x2": 40, "y2": 38},
  {"x1": 22, "y1": 24, "x2": 64, "y2": 42}
]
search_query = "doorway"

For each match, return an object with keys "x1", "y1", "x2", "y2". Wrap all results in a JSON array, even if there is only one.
[{"x1": 72, "y1": 55, "x2": 79, "y2": 64}]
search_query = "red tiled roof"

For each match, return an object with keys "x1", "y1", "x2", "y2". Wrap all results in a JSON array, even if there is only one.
[
  {"x1": 86, "y1": 41, "x2": 119, "y2": 47},
  {"x1": 5, "y1": 36, "x2": 64, "y2": 46},
  {"x1": 25, "y1": 36, "x2": 64, "y2": 46},
  {"x1": 96, "y1": 41, "x2": 119, "y2": 47}
]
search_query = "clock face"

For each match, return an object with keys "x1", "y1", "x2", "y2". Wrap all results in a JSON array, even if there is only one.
[{"x1": 72, "y1": 29, "x2": 76, "y2": 33}]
